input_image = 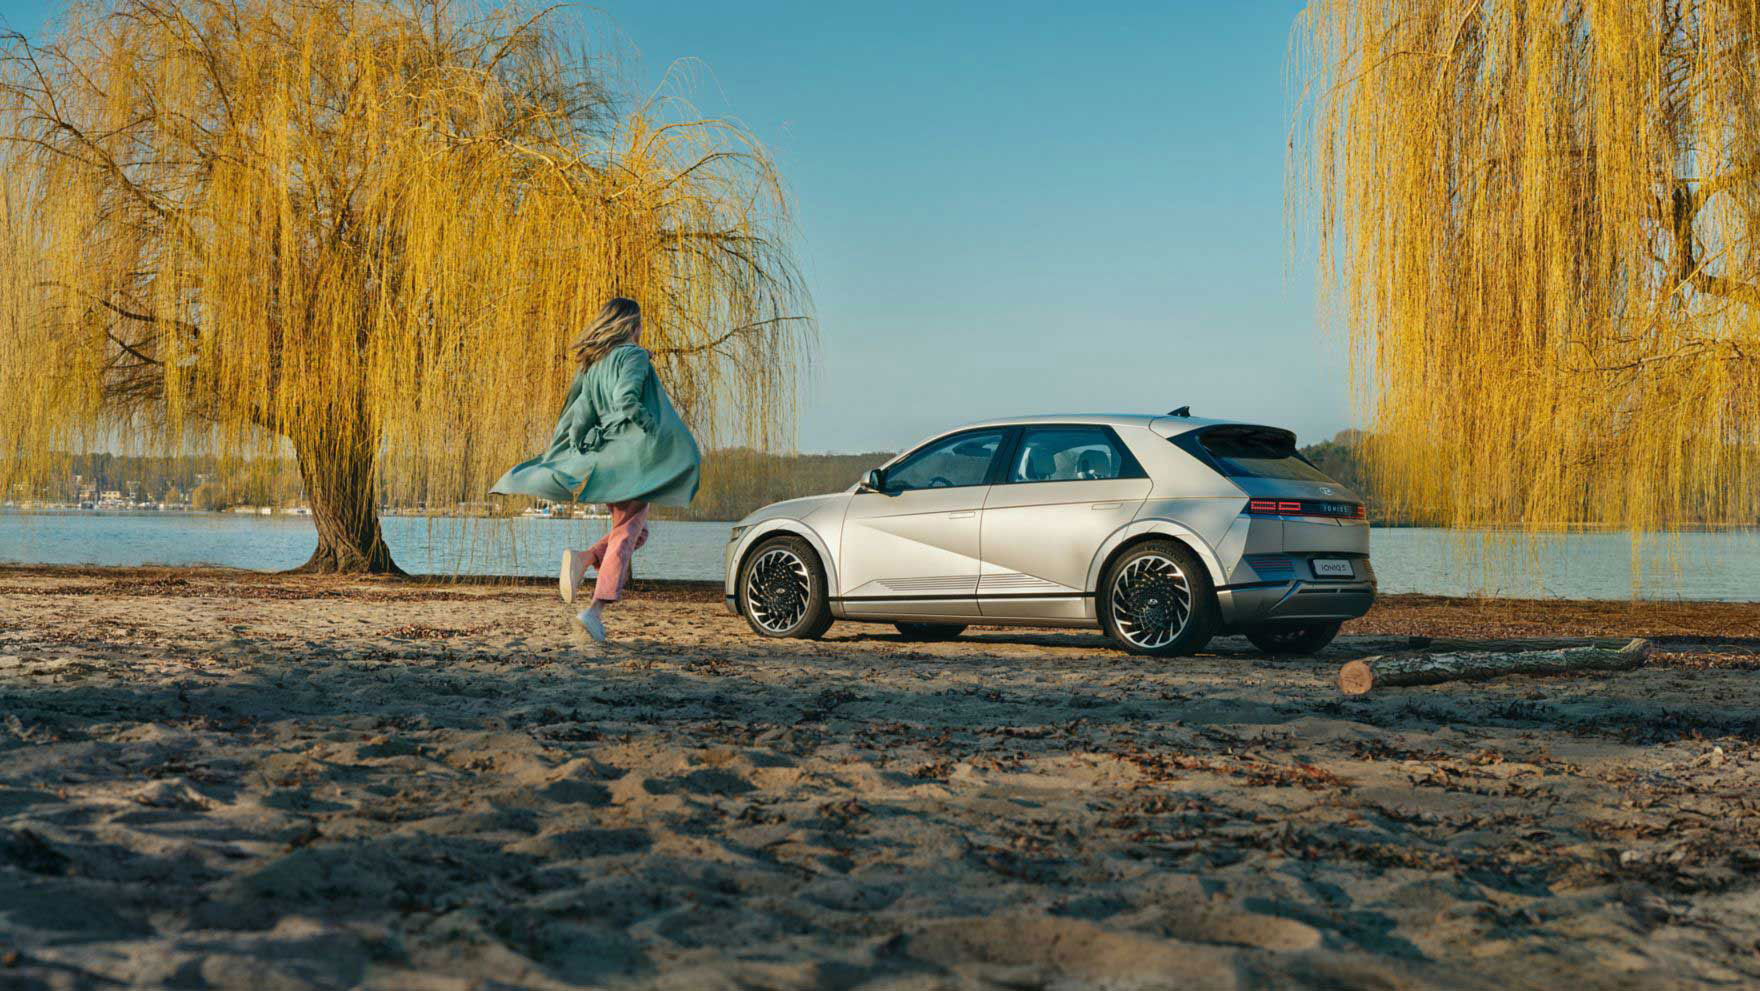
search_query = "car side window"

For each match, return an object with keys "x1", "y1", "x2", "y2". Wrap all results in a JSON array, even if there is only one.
[
  {"x1": 883, "y1": 430, "x2": 1004, "y2": 493},
  {"x1": 1008, "y1": 426, "x2": 1132, "y2": 483}
]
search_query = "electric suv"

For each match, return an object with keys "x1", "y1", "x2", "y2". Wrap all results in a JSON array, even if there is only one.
[{"x1": 723, "y1": 413, "x2": 1375, "y2": 656}]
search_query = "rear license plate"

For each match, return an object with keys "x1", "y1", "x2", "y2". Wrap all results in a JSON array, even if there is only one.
[{"x1": 1311, "y1": 558, "x2": 1354, "y2": 579}]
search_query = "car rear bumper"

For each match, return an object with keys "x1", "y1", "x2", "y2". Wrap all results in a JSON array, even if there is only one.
[{"x1": 1216, "y1": 579, "x2": 1376, "y2": 629}]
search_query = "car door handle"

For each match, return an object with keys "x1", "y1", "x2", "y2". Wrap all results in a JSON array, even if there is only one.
[
  {"x1": 1090, "y1": 502, "x2": 1122, "y2": 510},
  {"x1": 948, "y1": 511, "x2": 976, "y2": 519}
]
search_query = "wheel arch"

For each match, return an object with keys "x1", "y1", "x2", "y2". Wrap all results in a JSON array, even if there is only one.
[
  {"x1": 730, "y1": 519, "x2": 838, "y2": 602},
  {"x1": 1087, "y1": 520, "x2": 1226, "y2": 597}
]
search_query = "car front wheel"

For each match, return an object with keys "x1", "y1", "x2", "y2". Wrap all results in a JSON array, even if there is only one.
[
  {"x1": 1099, "y1": 540, "x2": 1217, "y2": 657},
  {"x1": 738, "y1": 535, "x2": 833, "y2": 640},
  {"x1": 1244, "y1": 621, "x2": 1342, "y2": 656}
]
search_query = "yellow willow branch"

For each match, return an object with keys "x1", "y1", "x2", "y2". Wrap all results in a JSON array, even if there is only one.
[{"x1": 652, "y1": 316, "x2": 812, "y2": 359}]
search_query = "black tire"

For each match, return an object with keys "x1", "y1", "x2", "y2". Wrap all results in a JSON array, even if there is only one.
[
  {"x1": 737, "y1": 535, "x2": 833, "y2": 640},
  {"x1": 1099, "y1": 539, "x2": 1217, "y2": 657},
  {"x1": 895, "y1": 622, "x2": 966, "y2": 641},
  {"x1": 1244, "y1": 621, "x2": 1342, "y2": 656}
]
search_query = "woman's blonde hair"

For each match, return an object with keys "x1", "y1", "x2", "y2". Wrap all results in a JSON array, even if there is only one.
[{"x1": 572, "y1": 297, "x2": 642, "y2": 370}]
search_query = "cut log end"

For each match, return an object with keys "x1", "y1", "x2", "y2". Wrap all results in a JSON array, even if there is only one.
[{"x1": 1339, "y1": 657, "x2": 1379, "y2": 696}]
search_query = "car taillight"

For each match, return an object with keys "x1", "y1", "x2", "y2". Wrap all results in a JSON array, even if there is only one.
[{"x1": 1245, "y1": 499, "x2": 1367, "y2": 519}]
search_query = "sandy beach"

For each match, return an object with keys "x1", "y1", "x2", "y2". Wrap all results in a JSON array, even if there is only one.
[{"x1": 2, "y1": 566, "x2": 1758, "y2": 990}]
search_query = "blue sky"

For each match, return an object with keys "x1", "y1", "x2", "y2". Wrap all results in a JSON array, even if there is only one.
[{"x1": 0, "y1": 0, "x2": 1345, "y2": 454}]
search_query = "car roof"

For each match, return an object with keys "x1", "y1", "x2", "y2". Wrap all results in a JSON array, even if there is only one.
[{"x1": 950, "y1": 413, "x2": 1250, "y2": 436}]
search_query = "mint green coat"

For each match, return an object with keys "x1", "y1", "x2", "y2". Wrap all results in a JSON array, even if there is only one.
[{"x1": 492, "y1": 344, "x2": 701, "y2": 507}]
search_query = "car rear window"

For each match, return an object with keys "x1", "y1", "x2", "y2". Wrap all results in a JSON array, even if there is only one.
[{"x1": 1196, "y1": 427, "x2": 1335, "y2": 483}]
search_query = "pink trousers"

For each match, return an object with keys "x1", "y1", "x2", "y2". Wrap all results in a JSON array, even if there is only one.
[{"x1": 582, "y1": 500, "x2": 649, "y2": 603}]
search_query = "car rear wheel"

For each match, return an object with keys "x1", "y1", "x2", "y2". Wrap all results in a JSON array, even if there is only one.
[
  {"x1": 1100, "y1": 540, "x2": 1216, "y2": 657},
  {"x1": 895, "y1": 622, "x2": 966, "y2": 641},
  {"x1": 1244, "y1": 621, "x2": 1342, "y2": 656},
  {"x1": 738, "y1": 535, "x2": 833, "y2": 640}
]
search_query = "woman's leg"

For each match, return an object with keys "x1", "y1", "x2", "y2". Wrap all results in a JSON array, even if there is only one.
[
  {"x1": 579, "y1": 501, "x2": 650, "y2": 641},
  {"x1": 621, "y1": 513, "x2": 651, "y2": 585},
  {"x1": 590, "y1": 501, "x2": 650, "y2": 604},
  {"x1": 559, "y1": 529, "x2": 613, "y2": 603},
  {"x1": 584, "y1": 530, "x2": 614, "y2": 569}
]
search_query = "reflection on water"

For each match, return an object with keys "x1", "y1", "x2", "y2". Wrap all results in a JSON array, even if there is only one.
[
  {"x1": 1366, "y1": 527, "x2": 1760, "y2": 601},
  {"x1": 2, "y1": 511, "x2": 1758, "y2": 601},
  {"x1": 0, "y1": 511, "x2": 731, "y2": 582}
]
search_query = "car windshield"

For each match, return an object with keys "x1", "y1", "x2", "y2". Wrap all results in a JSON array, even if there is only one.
[
  {"x1": 884, "y1": 430, "x2": 1003, "y2": 491},
  {"x1": 1198, "y1": 427, "x2": 1335, "y2": 483}
]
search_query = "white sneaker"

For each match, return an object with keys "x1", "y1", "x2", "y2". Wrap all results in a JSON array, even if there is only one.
[
  {"x1": 559, "y1": 549, "x2": 590, "y2": 604},
  {"x1": 576, "y1": 607, "x2": 606, "y2": 643}
]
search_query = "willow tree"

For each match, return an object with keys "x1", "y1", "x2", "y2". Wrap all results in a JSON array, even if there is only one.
[
  {"x1": 0, "y1": 0, "x2": 807, "y2": 572},
  {"x1": 1295, "y1": 1, "x2": 1760, "y2": 530}
]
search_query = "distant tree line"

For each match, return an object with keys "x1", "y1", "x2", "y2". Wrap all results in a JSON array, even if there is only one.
[
  {"x1": 22, "y1": 449, "x2": 895, "y2": 520},
  {"x1": 22, "y1": 435, "x2": 1389, "y2": 523},
  {"x1": 659, "y1": 432, "x2": 1389, "y2": 523},
  {"x1": 653, "y1": 449, "x2": 893, "y2": 522},
  {"x1": 24, "y1": 453, "x2": 303, "y2": 508}
]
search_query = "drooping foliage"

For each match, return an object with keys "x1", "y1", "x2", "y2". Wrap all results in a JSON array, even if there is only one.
[
  {"x1": 0, "y1": 0, "x2": 809, "y2": 571},
  {"x1": 1294, "y1": 0, "x2": 1760, "y2": 530}
]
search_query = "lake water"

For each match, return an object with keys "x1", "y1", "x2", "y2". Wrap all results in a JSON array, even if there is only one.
[{"x1": 1, "y1": 511, "x2": 1757, "y2": 600}]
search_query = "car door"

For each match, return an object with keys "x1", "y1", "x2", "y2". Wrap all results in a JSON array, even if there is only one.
[
  {"x1": 978, "y1": 425, "x2": 1152, "y2": 619},
  {"x1": 838, "y1": 428, "x2": 1007, "y2": 617}
]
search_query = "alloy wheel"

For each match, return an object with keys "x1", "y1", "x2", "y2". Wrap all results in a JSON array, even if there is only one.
[
  {"x1": 1108, "y1": 553, "x2": 1192, "y2": 650},
  {"x1": 745, "y1": 547, "x2": 812, "y2": 634}
]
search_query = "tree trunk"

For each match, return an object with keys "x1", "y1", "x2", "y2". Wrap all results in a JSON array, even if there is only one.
[
  {"x1": 1338, "y1": 638, "x2": 1651, "y2": 696},
  {"x1": 289, "y1": 433, "x2": 403, "y2": 575}
]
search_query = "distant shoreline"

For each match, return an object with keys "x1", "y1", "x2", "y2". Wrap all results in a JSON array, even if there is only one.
[
  {"x1": 0, "y1": 506, "x2": 618, "y2": 521},
  {"x1": 0, "y1": 560, "x2": 725, "y2": 595}
]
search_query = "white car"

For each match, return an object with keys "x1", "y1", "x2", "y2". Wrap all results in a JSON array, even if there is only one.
[{"x1": 724, "y1": 413, "x2": 1375, "y2": 656}]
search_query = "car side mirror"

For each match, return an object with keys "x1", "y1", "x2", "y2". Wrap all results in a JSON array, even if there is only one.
[{"x1": 861, "y1": 468, "x2": 886, "y2": 493}]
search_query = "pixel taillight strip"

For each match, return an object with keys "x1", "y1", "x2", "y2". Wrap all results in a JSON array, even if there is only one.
[{"x1": 1246, "y1": 499, "x2": 1367, "y2": 519}]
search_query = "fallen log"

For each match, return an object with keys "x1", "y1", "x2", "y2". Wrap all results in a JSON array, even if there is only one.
[{"x1": 1338, "y1": 638, "x2": 1651, "y2": 696}]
